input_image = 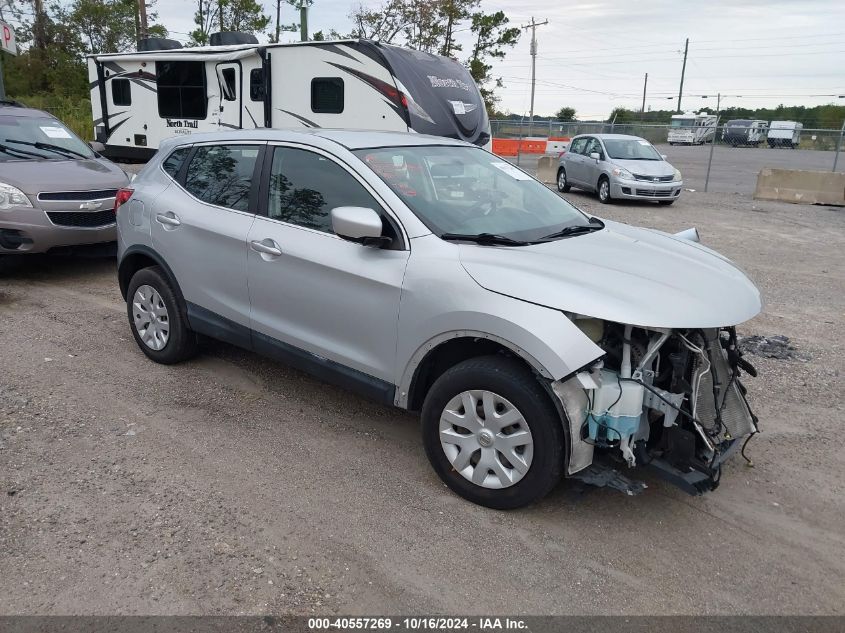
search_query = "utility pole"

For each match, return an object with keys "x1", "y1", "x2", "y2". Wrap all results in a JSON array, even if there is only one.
[
  {"x1": 137, "y1": 0, "x2": 148, "y2": 41},
  {"x1": 33, "y1": 0, "x2": 45, "y2": 49},
  {"x1": 275, "y1": 0, "x2": 281, "y2": 42},
  {"x1": 677, "y1": 37, "x2": 689, "y2": 113},
  {"x1": 219, "y1": 0, "x2": 225, "y2": 32},
  {"x1": 299, "y1": 0, "x2": 308, "y2": 41},
  {"x1": 519, "y1": 17, "x2": 549, "y2": 137},
  {"x1": 641, "y1": 72, "x2": 648, "y2": 121}
]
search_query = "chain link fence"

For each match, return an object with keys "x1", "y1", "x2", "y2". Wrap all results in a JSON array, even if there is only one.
[{"x1": 491, "y1": 119, "x2": 845, "y2": 195}]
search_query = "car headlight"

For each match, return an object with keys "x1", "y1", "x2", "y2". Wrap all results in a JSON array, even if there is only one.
[
  {"x1": 0, "y1": 183, "x2": 33, "y2": 210},
  {"x1": 611, "y1": 167, "x2": 634, "y2": 180},
  {"x1": 673, "y1": 169, "x2": 682, "y2": 181}
]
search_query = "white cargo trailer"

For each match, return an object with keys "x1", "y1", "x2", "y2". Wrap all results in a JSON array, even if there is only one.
[
  {"x1": 87, "y1": 36, "x2": 491, "y2": 160},
  {"x1": 767, "y1": 121, "x2": 802, "y2": 148}
]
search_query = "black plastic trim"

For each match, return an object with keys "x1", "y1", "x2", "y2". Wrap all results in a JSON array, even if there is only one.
[
  {"x1": 103, "y1": 144, "x2": 156, "y2": 162},
  {"x1": 186, "y1": 302, "x2": 252, "y2": 350}
]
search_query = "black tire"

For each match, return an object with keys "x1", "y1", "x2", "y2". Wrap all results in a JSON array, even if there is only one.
[
  {"x1": 597, "y1": 175, "x2": 612, "y2": 204},
  {"x1": 421, "y1": 355, "x2": 565, "y2": 510},
  {"x1": 658, "y1": 200, "x2": 675, "y2": 206},
  {"x1": 556, "y1": 167, "x2": 571, "y2": 193},
  {"x1": 126, "y1": 265, "x2": 197, "y2": 364}
]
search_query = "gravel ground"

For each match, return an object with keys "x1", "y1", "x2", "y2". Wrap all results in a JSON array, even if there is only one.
[{"x1": 1, "y1": 190, "x2": 843, "y2": 615}]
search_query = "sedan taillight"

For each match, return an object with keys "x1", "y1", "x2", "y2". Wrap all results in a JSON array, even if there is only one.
[{"x1": 114, "y1": 188, "x2": 133, "y2": 213}]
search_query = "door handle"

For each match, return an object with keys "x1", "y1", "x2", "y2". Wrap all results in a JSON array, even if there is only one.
[
  {"x1": 250, "y1": 239, "x2": 283, "y2": 257},
  {"x1": 155, "y1": 212, "x2": 181, "y2": 227}
]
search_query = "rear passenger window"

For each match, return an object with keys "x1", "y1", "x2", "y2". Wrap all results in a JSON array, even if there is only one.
[
  {"x1": 311, "y1": 78, "x2": 344, "y2": 114},
  {"x1": 161, "y1": 147, "x2": 191, "y2": 179},
  {"x1": 184, "y1": 145, "x2": 261, "y2": 212},
  {"x1": 267, "y1": 147, "x2": 380, "y2": 233},
  {"x1": 112, "y1": 78, "x2": 131, "y2": 106}
]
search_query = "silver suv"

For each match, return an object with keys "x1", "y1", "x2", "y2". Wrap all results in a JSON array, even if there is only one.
[
  {"x1": 0, "y1": 102, "x2": 128, "y2": 254},
  {"x1": 557, "y1": 134, "x2": 682, "y2": 204},
  {"x1": 117, "y1": 129, "x2": 762, "y2": 508}
]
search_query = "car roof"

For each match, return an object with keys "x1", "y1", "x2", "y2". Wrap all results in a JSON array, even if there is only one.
[
  {"x1": 160, "y1": 128, "x2": 473, "y2": 151},
  {"x1": 573, "y1": 133, "x2": 649, "y2": 141},
  {"x1": 0, "y1": 103, "x2": 55, "y2": 119}
]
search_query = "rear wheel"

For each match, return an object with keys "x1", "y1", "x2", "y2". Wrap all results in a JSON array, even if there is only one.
[
  {"x1": 597, "y1": 176, "x2": 612, "y2": 204},
  {"x1": 421, "y1": 356, "x2": 565, "y2": 509},
  {"x1": 126, "y1": 266, "x2": 197, "y2": 364},
  {"x1": 556, "y1": 168, "x2": 571, "y2": 193}
]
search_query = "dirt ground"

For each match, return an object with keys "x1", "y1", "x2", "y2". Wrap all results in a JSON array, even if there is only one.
[{"x1": 1, "y1": 190, "x2": 843, "y2": 615}]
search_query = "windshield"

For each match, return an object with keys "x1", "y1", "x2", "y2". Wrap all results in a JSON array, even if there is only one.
[
  {"x1": 670, "y1": 118, "x2": 695, "y2": 128},
  {"x1": 376, "y1": 44, "x2": 491, "y2": 147},
  {"x1": 355, "y1": 145, "x2": 591, "y2": 242},
  {"x1": 0, "y1": 115, "x2": 94, "y2": 162},
  {"x1": 603, "y1": 138, "x2": 662, "y2": 160}
]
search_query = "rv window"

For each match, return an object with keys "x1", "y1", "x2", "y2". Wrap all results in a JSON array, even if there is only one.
[
  {"x1": 156, "y1": 60, "x2": 207, "y2": 120},
  {"x1": 112, "y1": 78, "x2": 131, "y2": 106},
  {"x1": 266, "y1": 147, "x2": 382, "y2": 233},
  {"x1": 311, "y1": 78, "x2": 344, "y2": 114},
  {"x1": 250, "y1": 69, "x2": 264, "y2": 102},
  {"x1": 162, "y1": 147, "x2": 192, "y2": 179},
  {"x1": 220, "y1": 67, "x2": 237, "y2": 101},
  {"x1": 184, "y1": 144, "x2": 261, "y2": 212}
]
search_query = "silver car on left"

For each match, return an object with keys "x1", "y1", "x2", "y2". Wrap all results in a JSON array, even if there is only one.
[
  {"x1": 0, "y1": 101, "x2": 128, "y2": 254},
  {"x1": 557, "y1": 133, "x2": 683, "y2": 205}
]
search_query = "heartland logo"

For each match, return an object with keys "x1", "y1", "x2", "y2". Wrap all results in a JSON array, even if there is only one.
[
  {"x1": 427, "y1": 75, "x2": 471, "y2": 92},
  {"x1": 166, "y1": 119, "x2": 199, "y2": 128}
]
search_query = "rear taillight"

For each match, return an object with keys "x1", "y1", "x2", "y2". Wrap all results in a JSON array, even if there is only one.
[{"x1": 114, "y1": 188, "x2": 133, "y2": 213}]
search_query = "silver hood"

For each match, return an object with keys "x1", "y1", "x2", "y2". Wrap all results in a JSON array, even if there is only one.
[
  {"x1": 611, "y1": 159, "x2": 675, "y2": 177},
  {"x1": 1, "y1": 158, "x2": 128, "y2": 195},
  {"x1": 458, "y1": 220, "x2": 761, "y2": 329}
]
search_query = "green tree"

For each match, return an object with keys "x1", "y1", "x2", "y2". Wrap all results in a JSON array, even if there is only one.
[
  {"x1": 190, "y1": 0, "x2": 269, "y2": 45},
  {"x1": 466, "y1": 10, "x2": 520, "y2": 115},
  {"x1": 68, "y1": 0, "x2": 166, "y2": 54},
  {"x1": 555, "y1": 106, "x2": 576, "y2": 121}
]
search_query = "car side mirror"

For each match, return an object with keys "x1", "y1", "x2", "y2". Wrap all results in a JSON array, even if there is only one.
[
  {"x1": 331, "y1": 206, "x2": 390, "y2": 247},
  {"x1": 590, "y1": 152, "x2": 601, "y2": 160},
  {"x1": 89, "y1": 141, "x2": 106, "y2": 154}
]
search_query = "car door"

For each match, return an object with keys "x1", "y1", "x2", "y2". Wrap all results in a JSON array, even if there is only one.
[
  {"x1": 564, "y1": 137, "x2": 587, "y2": 185},
  {"x1": 150, "y1": 142, "x2": 264, "y2": 336},
  {"x1": 246, "y1": 144, "x2": 410, "y2": 387},
  {"x1": 581, "y1": 137, "x2": 605, "y2": 190}
]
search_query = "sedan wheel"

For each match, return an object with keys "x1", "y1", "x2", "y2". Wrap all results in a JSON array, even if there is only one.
[
  {"x1": 598, "y1": 177, "x2": 611, "y2": 203},
  {"x1": 557, "y1": 168, "x2": 571, "y2": 193},
  {"x1": 439, "y1": 390, "x2": 534, "y2": 489}
]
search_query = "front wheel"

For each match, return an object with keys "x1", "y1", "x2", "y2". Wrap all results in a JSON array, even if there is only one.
[
  {"x1": 556, "y1": 168, "x2": 571, "y2": 193},
  {"x1": 421, "y1": 356, "x2": 565, "y2": 509},
  {"x1": 597, "y1": 176, "x2": 612, "y2": 204},
  {"x1": 126, "y1": 266, "x2": 197, "y2": 364}
]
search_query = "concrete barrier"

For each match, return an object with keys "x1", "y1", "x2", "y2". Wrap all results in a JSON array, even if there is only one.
[
  {"x1": 754, "y1": 168, "x2": 845, "y2": 206},
  {"x1": 537, "y1": 155, "x2": 558, "y2": 184}
]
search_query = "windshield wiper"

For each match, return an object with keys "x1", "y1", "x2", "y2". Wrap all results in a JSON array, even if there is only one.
[
  {"x1": 440, "y1": 232, "x2": 531, "y2": 246},
  {"x1": 0, "y1": 143, "x2": 46, "y2": 159},
  {"x1": 538, "y1": 218, "x2": 604, "y2": 242},
  {"x1": 5, "y1": 138, "x2": 87, "y2": 159}
]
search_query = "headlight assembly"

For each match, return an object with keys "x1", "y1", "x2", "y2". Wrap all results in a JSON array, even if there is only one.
[
  {"x1": 0, "y1": 183, "x2": 33, "y2": 210},
  {"x1": 673, "y1": 169, "x2": 682, "y2": 181},
  {"x1": 611, "y1": 167, "x2": 634, "y2": 180}
]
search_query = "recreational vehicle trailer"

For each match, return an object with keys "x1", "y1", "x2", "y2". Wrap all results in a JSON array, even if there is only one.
[
  {"x1": 722, "y1": 119, "x2": 768, "y2": 147},
  {"x1": 767, "y1": 121, "x2": 802, "y2": 148},
  {"x1": 87, "y1": 37, "x2": 490, "y2": 160},
  {"x1": 667, "y1": 112, "x2": 717, "y2": 145}
]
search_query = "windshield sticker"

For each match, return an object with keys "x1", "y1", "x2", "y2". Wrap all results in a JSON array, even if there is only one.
[
  {"x1": 40, "y1": 126, "x2": 72, "y2": 139},
  {"x1": 491, "y1": 162, "x2": 532, "y2": 180}
]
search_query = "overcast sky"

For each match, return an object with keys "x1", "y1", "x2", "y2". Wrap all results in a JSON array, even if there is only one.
[{"x1": 156, "y1": 0, "x2": 845, "y2": 120}]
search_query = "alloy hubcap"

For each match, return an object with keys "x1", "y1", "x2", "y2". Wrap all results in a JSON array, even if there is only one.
[
  {"x1": 439, "y1": 390, "x2": 534, "y2": 489},
  {"x1": 558, "y1": 172, "x2": 566, "y2": 189},
  {"x1": 132, "y1": 284, "x2": 170, "y2": 351},
  {"x1": 600, "y1": 181, "x2": 609, "y2": 200}
]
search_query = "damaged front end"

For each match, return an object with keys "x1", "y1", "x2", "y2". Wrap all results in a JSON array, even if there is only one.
[{"x1": 554, "y1": 319, "x2": 759, "y2": 496}]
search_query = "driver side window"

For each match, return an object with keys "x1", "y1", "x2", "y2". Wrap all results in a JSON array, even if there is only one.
[{"x1": 569, "y1": 137, "x2": 587, "y2": 155}]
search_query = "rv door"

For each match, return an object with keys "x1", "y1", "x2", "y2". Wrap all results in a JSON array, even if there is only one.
[{"x1": 216, "y1": 62, "x2": 242, "y2": 129}]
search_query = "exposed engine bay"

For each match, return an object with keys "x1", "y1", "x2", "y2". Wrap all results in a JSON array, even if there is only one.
[{"x1": 556, "y1": 318, "x2": 759, "y2": 495}]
